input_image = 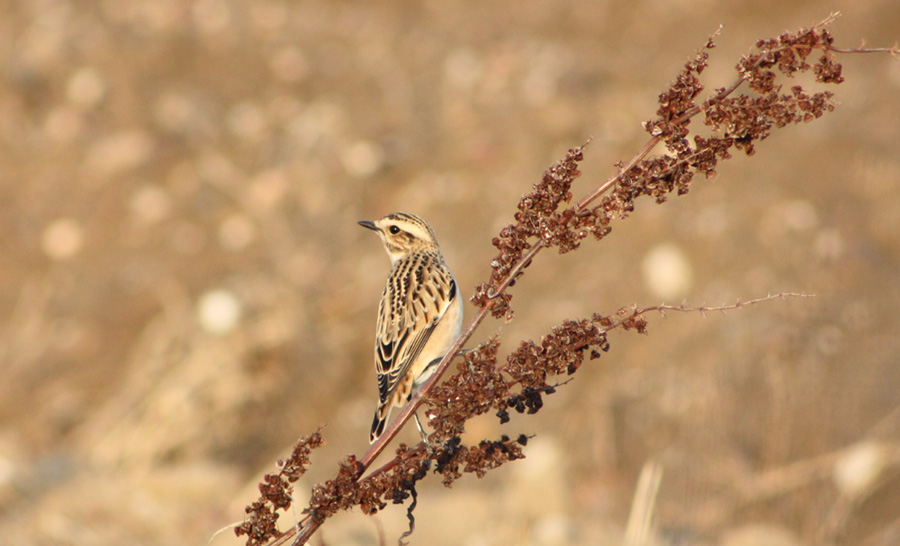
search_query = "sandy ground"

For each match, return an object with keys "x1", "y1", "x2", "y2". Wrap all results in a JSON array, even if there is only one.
[{"x1": 2, "y1": 1, "x2": 900, "y2": 544}]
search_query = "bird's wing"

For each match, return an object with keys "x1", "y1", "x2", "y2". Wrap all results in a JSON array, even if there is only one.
[{"x1": 375, "y1": 255, "x2": 457, "y2": 405}]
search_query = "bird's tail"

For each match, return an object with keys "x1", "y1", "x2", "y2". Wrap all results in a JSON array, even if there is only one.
[{"x1": 369, "y1": 403, "x2": 392, "y2": 443}]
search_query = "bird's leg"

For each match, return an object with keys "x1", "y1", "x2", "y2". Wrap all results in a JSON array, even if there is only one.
[
  {"x1": 413, "y1": 410, "x2": 438, "y2": 456},
  {"x1": 413, "y1": 411, "x2": 428, "y2": 442}
]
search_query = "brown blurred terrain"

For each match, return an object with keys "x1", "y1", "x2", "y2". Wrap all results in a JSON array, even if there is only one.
[{"x1": 2, "y1": 1, "x2": 900, "y2": 545}]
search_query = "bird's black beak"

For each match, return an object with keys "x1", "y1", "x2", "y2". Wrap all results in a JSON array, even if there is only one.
[{"x1": 358, "y1": 220, "x2": 378, "y2": 231}]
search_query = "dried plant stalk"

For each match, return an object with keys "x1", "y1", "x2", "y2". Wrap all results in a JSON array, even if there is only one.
[{"x1": 234, "y1": 14, "x2": 896, "y2": 546}]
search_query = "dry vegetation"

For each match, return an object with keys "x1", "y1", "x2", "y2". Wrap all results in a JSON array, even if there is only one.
[{"x1": 2, "y1": 1, "x2": 900, "y2": 546}]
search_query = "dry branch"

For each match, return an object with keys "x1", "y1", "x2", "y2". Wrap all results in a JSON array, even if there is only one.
[{"x1": 232, "y1": 14, "x2": 895, "y2": 546}]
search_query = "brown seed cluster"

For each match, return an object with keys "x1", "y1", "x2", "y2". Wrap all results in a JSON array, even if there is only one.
[
  {"x1": 434, "y1": 435, "x2": 528, "y2": 486},
  {"x1": 300, "y1": 433, "x2": 528, "y2": 530},
  {"x1": 235, "y1": 431, "x2": 324, "y2": 545},
  {"x1": 427, "y1": 22, "x2": 846, "y2": 529},
  {"x1": 424, "y1": 318, "x2": 610, "y2": 440},
  {"x1": 425, "y1": 338, "x2": 507, "y2": 440},
  {"x1": 471, "y1": 146, "x2": 587, "y2": 319},
  {"x1": 302, "y1": 446, "x2": 431, "y2": 526},
  {"x1": 472, "y1": 24, "x2": 846, "y2": 322},
  {"x1": 474, "y1": 20, "x2": 845, "y2": 325}
]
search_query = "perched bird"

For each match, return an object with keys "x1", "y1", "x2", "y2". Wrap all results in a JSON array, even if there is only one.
[{"x1": 358, "y1": 212, "x2": 463, "y2": 443}]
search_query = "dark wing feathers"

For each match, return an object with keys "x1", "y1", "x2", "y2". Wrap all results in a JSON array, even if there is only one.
[{"x1": 374, "y1": 253, "x2": 454, "y2": 406}]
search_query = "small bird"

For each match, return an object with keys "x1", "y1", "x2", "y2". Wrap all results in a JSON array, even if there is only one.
[{"x1": 358, "y1": 212, "x2": 463, "y2": 443}]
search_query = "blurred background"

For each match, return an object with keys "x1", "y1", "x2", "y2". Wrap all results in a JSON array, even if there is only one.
[{"x1": 2, "y1": 0, "x2": 899, "y2": 544}]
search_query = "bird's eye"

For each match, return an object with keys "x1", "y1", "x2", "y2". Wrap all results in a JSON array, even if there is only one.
[{"x1": 388, "y1": 225, "x2": 400, "y2": 234}]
